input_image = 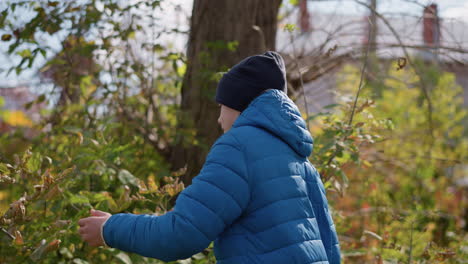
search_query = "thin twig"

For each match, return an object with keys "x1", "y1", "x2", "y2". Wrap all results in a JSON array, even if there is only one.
[
  {"x1": 349, "y1": 16, "x2": 374, "y2": 126},
  {"x1": 290, "y1": 32, "x2": 311, "y2": 131},
  {"x1": 355, "y1": 0, "x2": 434, "y2": 143},
  {"x1": 323, "y1": 12, "x2": 375, "y2": 182},
  {"x1": 1, "y1": 227, "x2": 15, "y2": 240}
]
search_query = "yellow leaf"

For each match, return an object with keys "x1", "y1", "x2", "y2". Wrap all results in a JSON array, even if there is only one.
[
  {"x1": 30, "y1": 239, "x2": 61, "y2": 261},
  {"x1": 362, "y1": 160, "x2": 373, "y2": 168},
  {"x1": 127, "y1": 31, "x2": 136, "y2": 39},
  {"x1": 45, "y1": 239, "x2": 61, "y2": 253},
  {"x1": 102, "y1": 192, "x2": 118, "y2": 212},
  {"x1": 75, "y1": 132, "x2": 83, "y2": 145},
  {"x1": 0, "y1": 191, "x2": 8, "y2": 200},
  {"x1": 163, "y1": 176, "x2": 173, "y2": 183},
  {"x1": 2, "y1": 110, "x2": 33, "y2": 127},
  {"x1": 116, "y1": 185, "x2": 132, "y2": 211},
  {"x1": 165, "y1": 185, "x2": 176, "y2": 196},
  {"x1": 164, "y1": 182, "x2": 183, "y2": 197},
  {"x1": 147, "y1": 174, "x2": 159, "y2": 192},
  {"x1": 14, "y1": 230, "x2": 23, "y2": 245},
  {"x1": 137, "y1": 179, "x2": 148, "y2": 193}
]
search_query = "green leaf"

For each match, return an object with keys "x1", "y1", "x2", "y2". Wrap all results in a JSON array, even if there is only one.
[
  {"x1": 350, "y1": 152, "x2": 359, "y2": 162},
  {"x1": 118, "y1": 169, "x2": 139, "y2": 187},
  {"x1": 47, "y1": 1, "x2": 59, "y2": 7},
  {"x1": 355, "y1": 122, "x2": 365, "y2": 128},
  {"x1": 153, "y1": 44, "x2": 164, "y2": 53},
  {"x1": 213, "y1": 72, "x2": 225, "y2": 82},
  {"x1": 115, "y1": 252, "x2": 132, "y2": 264},
  {"x1": 84, "y1": 192, "x2": 110, "y2": 203},
  {"x1": 37, "y1": 94, "x2": 46, "y2": 103},
  {"x1": 338, "y1": 169, "x2": 349, "y2": 185},
  {"x1": 27, "y1": 55, "x2": 35, "y2": 67},
  {"x1": 39, "y1": 48, "x2": 46, "y2": 58},
  {"x1": 283, "y1": 24, "x2": 297, "y2": 33},
  {"x1": 15, "y1": 66, "x2": 22, "y2": 75},
  {"x1": 177, "y1": 63, "x2": 187, "y2": 77},
  {"x1": 226, "y1": 41, "x2": 239, "y2": 51},
  {"x1": 152, "y1": 1, "x2": 161, "y2": 8},
  {"x1": 72, "y1": 259, "x2": 90, "y2": 264},
  {"x1": 26, "y1": 152, "x2": 42, "y2": 173},
  {"x1": 68, "y1": 194, "x2": 90, "y2": 205},
  {"x1": 8, "y1": 41, "x2": 19, "y2": 54},
  {"x1": 192, "y1": 252, "x2": 206, "y2": 260},
  {"x1": 30, "y1": 240, "x2": 47, "y2": 261},
  {"x1": 1, "y1": 34, "x2": 12, "y2": 41},
  {"x1": 317, "y1": 140, "x2": 335, "y2": 155},
  {"x1": 306, "y1": 112, "x2": 328, "y2": 121},
  {"x1": 289, "y1": 0, "x2": 299, "y2": 5},
  {"x1": 24, "y1": 100, "x2": 34, "y2": 110},
  {"x1": 59, "y1": 247, "x2": 73, "y2": 259},
  {"x1": 127, "y1": 31, "x2": 136, "y2": 39},
  {"x1": 0, "y1": 163, "x2": 10, "y2": 174},
  {"x1": 47, "y1": 58, "x2": 67, "y2": 65}
]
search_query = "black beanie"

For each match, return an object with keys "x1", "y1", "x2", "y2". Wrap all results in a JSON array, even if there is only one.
[{"x1": 215, "y1": 51, "x2": 287, "y2": 112}]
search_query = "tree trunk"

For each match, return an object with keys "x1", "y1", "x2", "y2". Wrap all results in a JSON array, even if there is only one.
[
  {"x1": 170, "y1": 0, "x2": 282, "y2": 186},
  {"x1": 368, "y1": 0, "x2": 378, "y2": 55}
]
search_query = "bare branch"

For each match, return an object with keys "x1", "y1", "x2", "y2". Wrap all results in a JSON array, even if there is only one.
[
  {"x1": 354, "y1": 0, "x2": 435, "y2": 143},
  {"x1": 349, "y1": 15, "x2": 373, "y2": 126},
  {"x1": 0, "y1": 227, "x2": 15, "y2": 241}
]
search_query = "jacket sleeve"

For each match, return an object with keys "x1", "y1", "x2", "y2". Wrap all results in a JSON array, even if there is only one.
[{"x1": 102, "y1": 134, "x2": 250, "y2": 262}]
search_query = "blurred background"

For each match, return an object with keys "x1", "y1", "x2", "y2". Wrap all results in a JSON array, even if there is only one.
[{"x1": 0, "y1": 0, "x2": 467, "y2": 263}]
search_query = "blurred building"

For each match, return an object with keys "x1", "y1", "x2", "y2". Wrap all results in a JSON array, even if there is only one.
[
  {"x1": 279, "y1": 2, "x2": 468, "y2": 190},
  {"x1": 0, "y1": 86, "x2": 43, "y2": 137},
  {"x1": 278, "y1": 3, "x2": 468, "y2": 112}
]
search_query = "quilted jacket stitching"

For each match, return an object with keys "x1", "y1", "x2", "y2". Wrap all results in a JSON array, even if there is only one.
[
  {"x1": 228, "y1": 132, "x2": 251, "y2": 193},
  {"x1": 203, "y1": 160, "x2": 248, "y2": 186},
  {"x1": 195, "y1": 177, "x2": 243, "y2": 212},
  {"x1": 180, "y1": 192, "x2": 228, "y2": 227},
  {"x1": 258, "y1": 238, "x2": 324, "y2": 256},
  {"x1": 247, "y1": 195, "x2": 308, "y2": 219},
  {"x1": 257, "y1": 174, "x2": 303, "y2": 187},
  {"x1": 173, "y1": 211, "x2": 211, "y2": 242},
  {"x1": 213, "y1": 141, "x2": 243, "y2": 154},
  {"x1": 250, "y1": 216, "x2": 317, "y2": 236}
]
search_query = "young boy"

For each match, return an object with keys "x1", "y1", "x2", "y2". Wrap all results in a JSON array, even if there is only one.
[{"x1": 78, "y1": 51, "x2": 341, "y2": 263}]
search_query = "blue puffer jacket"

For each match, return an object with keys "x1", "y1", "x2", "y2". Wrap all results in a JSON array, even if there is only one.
[{"x1": 103, "y1": 89, "x2": 341, "y2": 263}]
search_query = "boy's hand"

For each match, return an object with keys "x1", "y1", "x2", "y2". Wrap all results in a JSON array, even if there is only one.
[{"x1": 78, "y1": 209, "x2": 111, "y2": 247}]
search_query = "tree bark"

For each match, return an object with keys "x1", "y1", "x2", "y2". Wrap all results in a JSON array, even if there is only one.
[
  {"x1": 170, "y1": 0, "x2": 282, "y2": 185},
  {"x1": 368, "y1": 0, "x2": 378, "y2": 55}
]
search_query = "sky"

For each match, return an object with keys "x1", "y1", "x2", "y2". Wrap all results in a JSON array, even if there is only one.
[{"x1": 0, "y1": 0, "x2": 467, "y2": 87}]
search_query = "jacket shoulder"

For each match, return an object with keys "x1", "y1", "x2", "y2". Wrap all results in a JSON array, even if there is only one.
[
  {"x1": 214, "y1": 130, "x2": 244, "y2": 151},
  {"x1": 228, "y1": 125, "x2": 272, "y2": 143}
]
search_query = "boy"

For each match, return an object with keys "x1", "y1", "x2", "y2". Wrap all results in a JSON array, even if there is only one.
[{"x1": 78, "y1": 51, "x2": 341, "y2": 263}]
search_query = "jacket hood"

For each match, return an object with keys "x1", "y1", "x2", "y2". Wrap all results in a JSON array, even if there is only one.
[{"x1": 232, "y1": 89, "x2": 313, "y2": 157}]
